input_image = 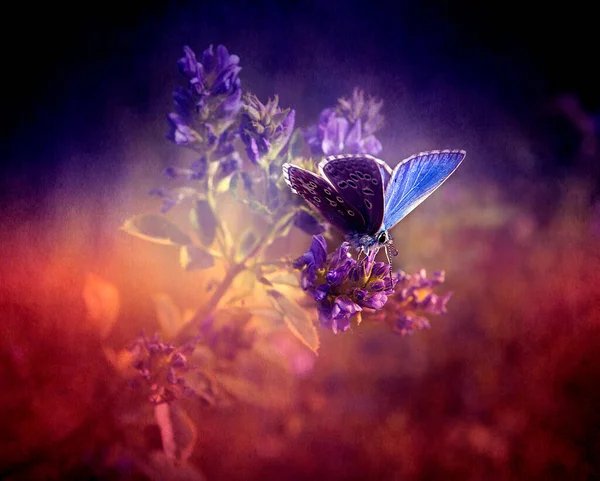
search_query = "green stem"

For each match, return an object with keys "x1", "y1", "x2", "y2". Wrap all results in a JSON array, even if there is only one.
[
  {"x1": 206, "y1": 163, "x2": 233, "y2": 261},
  {"x1": 175, "y1": 261, "x2": 245, "y2": 343},
  {"x1": 175, "y1": 211, "x2": 293, "y2": 344}
]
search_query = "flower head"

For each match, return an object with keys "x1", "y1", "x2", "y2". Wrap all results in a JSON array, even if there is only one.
[
  {"x1": 166, "y1": 113, "x2": 215, "y2": 149},
  {"x1": 387, "y1": 269, "x2": 453, "y2": 336},
  {"x1": 305, "y1": 88, "x2": 384, "y2": 156},
  {"x1": 293, "y1": 235, "x2": 327, "y2": 289},
  {"x1": 130, "y1": 332, "x2": 197, "y2": 404},
  {"x1": 240, "y1": 93, "x2": 295, "y2": 165},
  {"x1": 174, "y1": 44, "x2": 242, "y2": 135},
  {"x1": 294, "y1": 235, "x2": 396, "y2": 333}
]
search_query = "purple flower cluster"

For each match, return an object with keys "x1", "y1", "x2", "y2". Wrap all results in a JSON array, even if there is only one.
[
  {"x1": 157, "y1": 45, "x2": 245, "y2": 211},
  {"x1": 130, "y1": 333, "x2": 196, "y2": 404},
  {"x1": 167, "y1": 45, "x2": 242, "y2": 166},
  {"x1": 389, "y1": 269, "x2": 452, "y2": 336},
  {"x1": 293, "y1": 235, "x2": 396, "y2": 333},
  {"x1": 159, "y1": 45, "x2": 301, "y2": 216},
  {"x1": 240, "y1": 93, "x2": 296, "y2": 165},
  {"x1": 305, "y1": 88, "x2": 384, "y2": 157},
  {"x1": 169, "y1": 44, "x2": 242, "y2": 142}
]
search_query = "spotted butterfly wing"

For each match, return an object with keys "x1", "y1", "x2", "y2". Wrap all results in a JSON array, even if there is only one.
[
  {"x1": 318, "y1": 154, "x2": 387, "y2": 235},
  {"x1": 382, "y1": 149, "x2": 466, "y2": 230},
  {"x1": 282, "y1": 163, "x2": 366, "y2": 234}
]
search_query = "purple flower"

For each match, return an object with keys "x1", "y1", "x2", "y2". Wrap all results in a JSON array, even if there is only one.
[
  {"x1": 129, "y1": 332, "x2": 197, "y2": 404},
  {"x1": 240, "y1": 94, "x2": 295, "y2": 165},
  {"x1": 166, "y1": 44, "x2": 242, "y2": 188},
  {"x1": 189, "y1": 156, "x2": 209, "y2": 180},
  {"x1": 174, "y1": 45, "x2": 242, "y2": 135},
  {"x1": 166, "y1": 113, "x2": 211, "y2": 149},
  {"x1": 163, "y1": 155, "x2": 208, "y2": 182},
  {"x1": 387, "y1": 269, "x2": 453, "y2": 336},
  {"x1": 218, "y1": 152, "x2": 243, "y2": 176},
  {"x1": 294, "y1": 236, "x2": 397, "y2": 333},
  {"x1": 149, "y1": 186, "x2": 200, "y2": 213},
  {"x1": 394, "y1": 314, "x2": 431, "y2": 336},
  {"x1": 305, "y1": 88, "x2": 384, "y2": 156},
  {"x1": 293, "y1": 235, "x2": 327, "y2": 289},
  {"x1": 337, "y1": 88, "x2": 384, "y2": 136}
]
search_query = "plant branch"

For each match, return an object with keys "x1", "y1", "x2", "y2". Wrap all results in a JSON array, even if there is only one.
[{"x1": 174, "y1": 208, "x2": 295, "y2": 344}]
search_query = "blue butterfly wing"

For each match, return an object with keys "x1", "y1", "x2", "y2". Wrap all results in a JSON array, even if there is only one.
[
  {"x1": 318, "y1": 154, "x2": 387, "y2": 236},
  {"x1": 382, "y1": 150, "x2": 466, "y2": 230},
  {"x1": 282, "y1": 163, "x2": 367, "y2": 234}
]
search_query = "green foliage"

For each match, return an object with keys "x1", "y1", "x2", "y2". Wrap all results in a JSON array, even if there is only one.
[
  {"x1": 122, "y1": 214, "x2": 192, "y2": 246},
  {"x1": 267, "y1": 289, "x2": 319, "y2": 353}
]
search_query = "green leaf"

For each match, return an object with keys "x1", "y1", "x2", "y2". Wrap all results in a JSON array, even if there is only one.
[
  {"x1": 237, "y1": 229, "x2": 257, "y2": 259},
  {"x1": 263, "y1": 210, "x2": 296, "y2": 249},
  {"x1": 287, "y1": 128, "x2": 308, "y2": 162},
  {"x1": 154, "y1": 403, "x2": 197, "y2": 462},
  {"x1": 248, "y1": 200, "x2": 273, "y2": 216},
  {"x1": 213, "y1": 306, "x2": 253, "y2": 329},
  {"x1": 229, "y1": 171, "x2": 240, "y2": 198},
  {"x1": 256, "y1": 276, "x2": 273, "y2": 286},
  {"x1": 268, "y1": 271, "x2": 300, "y2": 287},
  {"x1": 153, "y1": 293, "x2": 182, "y2": 339},
  {"x1": 221, "y1": 270, "x2": 256, "y2": 306},
  {"x1": 215, "y1": 173, "x2": 234, "y2": 193},
  {"x1": 180, "y1": 245, "x2": 215, "y2": 271},
  {"x1": 247, "y1": 308, "x2": 285, "y2": 332},
  {"x1": 216, "y1": 374, "x2": 285, "y2": 409},
  {"x1": 122, "y1": 214, "x2": 191, "y2": 246},
  {"x1": 230, "y1": 171, "x2": 253, "y2": 201},
  {"x1": 189, "y1": 200, "x2": 217, "y2": 246},
  {"x1": 267, "y1": 289, "x2": 319, "y2": 353},
  {"x1": 181, "y1": 369, "x2": 217, "y2": 405},
  {"x1": 249, "y1": 307, "x2": 284, "y2": 324},
  {"x1": 252, "y1": 262, "x2": 287, "y2": 274}
]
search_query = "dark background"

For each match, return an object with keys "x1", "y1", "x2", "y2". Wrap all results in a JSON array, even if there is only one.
[
  {"x1": 2, "y1": 0, "x2": 598, "y2": 203},
  {"x1": 2, "y1": 2, "x2": 599, "y2": 480}
]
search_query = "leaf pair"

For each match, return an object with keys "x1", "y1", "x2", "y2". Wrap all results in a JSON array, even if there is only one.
[{"x1": 122, "y1": 214, "x2": 217, "y2": 271}]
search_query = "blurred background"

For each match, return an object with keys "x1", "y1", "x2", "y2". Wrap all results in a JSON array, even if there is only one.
[{"x1": 1, "y1": 0, "x2": 599, "y2": 479}]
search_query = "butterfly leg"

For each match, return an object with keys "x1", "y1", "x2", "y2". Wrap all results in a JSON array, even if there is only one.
[
  {"x1": 384, "y1": 244, "x2": 396, "y2": 289},
  {"x1": 387, "y1": 233, "x2": 399, "y2": 257}
]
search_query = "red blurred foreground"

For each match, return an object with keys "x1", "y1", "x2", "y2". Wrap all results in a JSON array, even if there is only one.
[{"x1": 1, "y1": 177, "x2": 599, "y2": 481}]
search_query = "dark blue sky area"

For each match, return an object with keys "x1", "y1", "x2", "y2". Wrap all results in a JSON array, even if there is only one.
[{"x1": 1, "y1": 0, "x2": 597, "y2": 197}]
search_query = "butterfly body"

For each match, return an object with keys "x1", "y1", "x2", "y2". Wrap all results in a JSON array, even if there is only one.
[
  {"x1": 346, "y1": 230, "x2": 390, "y2": 252},
  {"x1": 283, "y1": 150, "x2": 465, "y2": 254}
]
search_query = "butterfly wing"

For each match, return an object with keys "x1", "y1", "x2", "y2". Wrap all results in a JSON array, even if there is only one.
[
  {"x1": 378, "y1": 158, "x2": 393, "y2": 186},
  {"x1": 382, "y1": 150, "x2": 466, "y2": 230},
  {"x1": 282, "y1": 163, "x2": 367, "y2": 234},
  {"x1": 318, "y1": 154, "x2": 387, "y2": 236}
]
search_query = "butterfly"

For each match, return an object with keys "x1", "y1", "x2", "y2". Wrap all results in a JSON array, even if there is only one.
[{"x1": 282, "y1": 150, "x2": 466, "y2": 258}]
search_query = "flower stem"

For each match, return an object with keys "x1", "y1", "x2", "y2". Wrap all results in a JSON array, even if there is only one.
[
  {"x1": 175, "y1": 261, "x2": 245, "y2": 343},
  {"x1": 175, "y1": 211, "x2": 294, "y2": 343},
  {"x1": 207, "y1": 162, "x2": 233, "y2": 261}
]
